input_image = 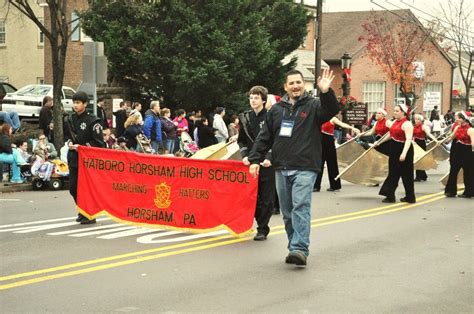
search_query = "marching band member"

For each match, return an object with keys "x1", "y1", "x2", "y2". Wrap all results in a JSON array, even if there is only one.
[
  {"x1": 413, "y1": 114, "x2": 438, "y2": 182},
  {"x1": 313, "y1": 115, "x2": 360, "y2": 192},
  {"x1": 377, "y1": 103, "x2": 416, "y2": 203},
  {"x1": 444, "y1": 111, "x2": 474, "y2": 198},
  {"x1": 357, "y1": 108, "x2": 390, "y2": 155}
]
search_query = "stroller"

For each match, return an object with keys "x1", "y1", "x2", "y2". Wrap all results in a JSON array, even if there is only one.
[
  {"x1": 179, "y1": 132, "x2": 199, "y2": 157},
  {"x1": 31, "y1": 158, "x2": 69, "y2": 190},
  {"x1": 136, "y1": 134, "x2": 153, "y2": 154}
]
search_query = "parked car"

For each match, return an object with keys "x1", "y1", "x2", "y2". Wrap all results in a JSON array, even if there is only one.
[
  {"x1": 0, "y1": 84, "x2": 76, "y2": 118},
  {"x1": 0, "y1": 82, "x2": 17, "y2": 102}
]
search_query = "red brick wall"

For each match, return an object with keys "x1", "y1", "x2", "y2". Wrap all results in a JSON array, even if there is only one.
[
  {"x1": 328, "y1": 43, "x2": 452, "y2": 116},
  {"x1": 304, "y1": 17, "x2": 315, "y2": 51}
]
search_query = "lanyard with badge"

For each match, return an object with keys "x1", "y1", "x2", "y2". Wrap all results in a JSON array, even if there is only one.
[{"x1": 279, "y1": 107, "x2": 300, "y2": 137}]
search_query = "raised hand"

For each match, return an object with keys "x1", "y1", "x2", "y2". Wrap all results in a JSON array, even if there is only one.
[{"x1": 317, "y1": 68, "x2": 335, "y2": 93}]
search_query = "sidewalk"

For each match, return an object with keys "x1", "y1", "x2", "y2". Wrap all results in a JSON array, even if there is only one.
[{"x1": 0, "y1": 181, "x2": 33, "y2": 193}]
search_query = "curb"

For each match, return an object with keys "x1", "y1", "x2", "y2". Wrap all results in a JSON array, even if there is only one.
[{"x1": 0, "y1": 182, "x2": 33, "y2": 193}]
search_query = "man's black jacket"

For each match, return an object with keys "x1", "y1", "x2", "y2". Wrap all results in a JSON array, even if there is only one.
[{"x1": 248, "y1": 89, "x2": 339, "y2": 172}]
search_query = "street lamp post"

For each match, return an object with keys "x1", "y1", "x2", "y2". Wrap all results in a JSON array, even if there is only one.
[
  {"x1": 340, "y1": 52, "x2": 352, "y2": 143},
  {"x1": 341, "y1": 51, "x2": 352, "y2": 97}
]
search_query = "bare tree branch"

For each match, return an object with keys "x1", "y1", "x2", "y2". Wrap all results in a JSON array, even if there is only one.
[{"x1": 6, "y1": 0, "x2": 79, "y2": 149}]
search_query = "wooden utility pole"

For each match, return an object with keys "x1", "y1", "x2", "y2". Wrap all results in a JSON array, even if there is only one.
[{"x1": 314, "y1": 0, "x2": 323, "y2": 95}]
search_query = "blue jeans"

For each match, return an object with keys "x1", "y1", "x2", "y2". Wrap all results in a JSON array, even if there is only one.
[
  {"x1": 151, "y1": 140, "x2": 163, "y2": 154},
  {"x1": 334, "y1": 129, "x2": 342, "y2": 144},
  {"x1": 0, "y1": 150, "x2": 24, "y2": 182},
  {"x1": 275, "y1": 170, "x2": 317, "y2": 256},
  {"x1": 0, "y1": 112, "x2": 21, "y2": 131},
  {"x1": 165, "y1": 139, "x2": 175, "y2": 154}
]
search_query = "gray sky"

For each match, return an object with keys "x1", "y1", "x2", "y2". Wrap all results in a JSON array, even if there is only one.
[{"x1": 299, "y1": 0, "x2": 442, "y2": 15}]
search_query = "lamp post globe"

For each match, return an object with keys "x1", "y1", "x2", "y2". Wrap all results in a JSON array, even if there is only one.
[
  {"x1": 340, "y1": 51, "x2": 352, "y2": 144},
  {"x1": 341, "y1": 52, "x2": 352, "y2": 97},
  {"x1": 341, "y1": 51, "x2": 352, "y2": 69}
]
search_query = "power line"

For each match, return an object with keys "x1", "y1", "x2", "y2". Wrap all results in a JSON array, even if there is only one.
[
  {"x1": 385, "y1": 0, "x2": 474, "y2": 48},
  {"x1": 370, "y1": 0, "x2": 474, "y2": 49},
  {"x1": 399, "y1": 0, "x2": 474, "y2": 35}
]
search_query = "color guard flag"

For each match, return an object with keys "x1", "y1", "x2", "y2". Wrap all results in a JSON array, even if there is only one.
[
  {"x1": 431, "y1": 144, "x2": 450, "y2": 162},
  {"x1": 336, "y1": 146, "x2": 389, "y2": 185},
  {"x1": 413, "y1": 142, "x2": 438, "y2": 171},
  {"x1": 337, "y1": 139, "x2": 366, "y2": 168},
  {"x1": 191, "y1": 141, "x2": 241, "y2": 161},
  {"x1": 77, "y1": 146, "x2": 258, "y2": 236}
]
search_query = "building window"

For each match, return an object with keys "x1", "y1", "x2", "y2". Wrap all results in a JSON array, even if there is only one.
[
  {"x1": 363, "y1": 81, "x2": 386, "y2": 113},
  {"x1": 393, "y1": 84, "x2": 417, "y2": 99},
  {"x1": 0, "y1": 20, "x2": 6, "y2": 45},
  {"x1": 37, "y1": 77, "x2": 44, "y2": 84},
  {"x1": 423, "y1": 82, "x2": 442, "y2": 114},
  {"x1": 424, "y1": 82, "x2": 443, "y2": 93},
  {"x1": 38, "y1": 19, "x2": 44, "y2": 46},
  {"x1": 393, "y1": 84, "x2": 418, "y2": 110},
  {"x1": 71, "y1": 12, "x2": 80, "y2": 41}
]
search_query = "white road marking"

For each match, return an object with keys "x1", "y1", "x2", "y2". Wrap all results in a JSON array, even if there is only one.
[
  {"x1": 137, "y1": 229, "x2": 228, "y2": 244},
  {"x1": 69, "y1": 226, "x2": 137, "y2": 237},
  {"x1": 0, "y1": 218, "x2": 109, "y2": 233},
  {"x1": 0, "y1": 217, "x2": 82, "y2": 229},
  {"x1": 1, "y1": 217, "x2": 230, "y2": 244},
  {"x1": 48, "y1": 224, "x2": 130, "y2": 235},
  {"x1": 135, "y1": 230, "x2": 184, "y2": 243},
  {"x1": 97, "y1": 227, "x2": 160, "y2": 239}
]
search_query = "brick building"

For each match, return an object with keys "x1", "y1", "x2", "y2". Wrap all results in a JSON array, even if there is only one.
[{"x1": 316, "y1": 9, "x2": 454, "y2": 117}]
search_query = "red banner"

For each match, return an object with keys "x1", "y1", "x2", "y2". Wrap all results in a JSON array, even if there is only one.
[{"x1": 77, "y1": 146, "x2": 258, "y2": 236}]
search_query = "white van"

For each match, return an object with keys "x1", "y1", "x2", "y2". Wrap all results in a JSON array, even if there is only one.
[{"x1": 0, "y1": 84, "x2": 76, "y2": 118}]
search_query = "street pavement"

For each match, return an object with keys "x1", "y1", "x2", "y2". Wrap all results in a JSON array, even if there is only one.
[{"x1": 0, "y1": 161, "x2": 472, "y2": 313}]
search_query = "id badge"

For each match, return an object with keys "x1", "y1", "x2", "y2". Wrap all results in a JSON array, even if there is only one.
[{"x1": 279, "y1": 120, "x2": 294, "y2": 137}]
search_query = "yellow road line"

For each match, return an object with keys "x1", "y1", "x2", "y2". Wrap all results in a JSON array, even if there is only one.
[
  {"x1": 1, "y1": 191, "x2": 442, "y2": 282},
  {"x1": 0, "y1": 234, "x2": 234, "y2": 282},
  {"x1": 0, "y1": 192, "x2": 446, "y2": 291},
  {"x1": 311, "y1": 195, "x2": 446, "y2": 228},
  {"x1": 312, "y1": 191, "x2": 444, "y2": 223}
]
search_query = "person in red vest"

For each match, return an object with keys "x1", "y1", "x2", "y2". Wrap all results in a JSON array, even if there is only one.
[
  {"x1": 357, "y1": 108, "x2": 390, "y2": 155},
  {"x1": 313, "y1": 115, "x2": 360, "y2": 192},
  {"x1": 413, "y1": 114, "x2": 438, "y2": 182},
  {"x1": 445, "y1": 111, "x2": 474, "y2": 198},
  {"x1": 376, "y1": 103, "x2": 416, "y2": 203}
]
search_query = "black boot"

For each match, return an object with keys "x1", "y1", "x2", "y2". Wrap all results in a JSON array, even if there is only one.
[{"x1": 75, "y1": 213, "x2": 85, "y2": 222}]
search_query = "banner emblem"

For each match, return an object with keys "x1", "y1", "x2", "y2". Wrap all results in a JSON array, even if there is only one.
[{"x1": 154, "y1": 182, "x2": 171, "y2": 209}]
